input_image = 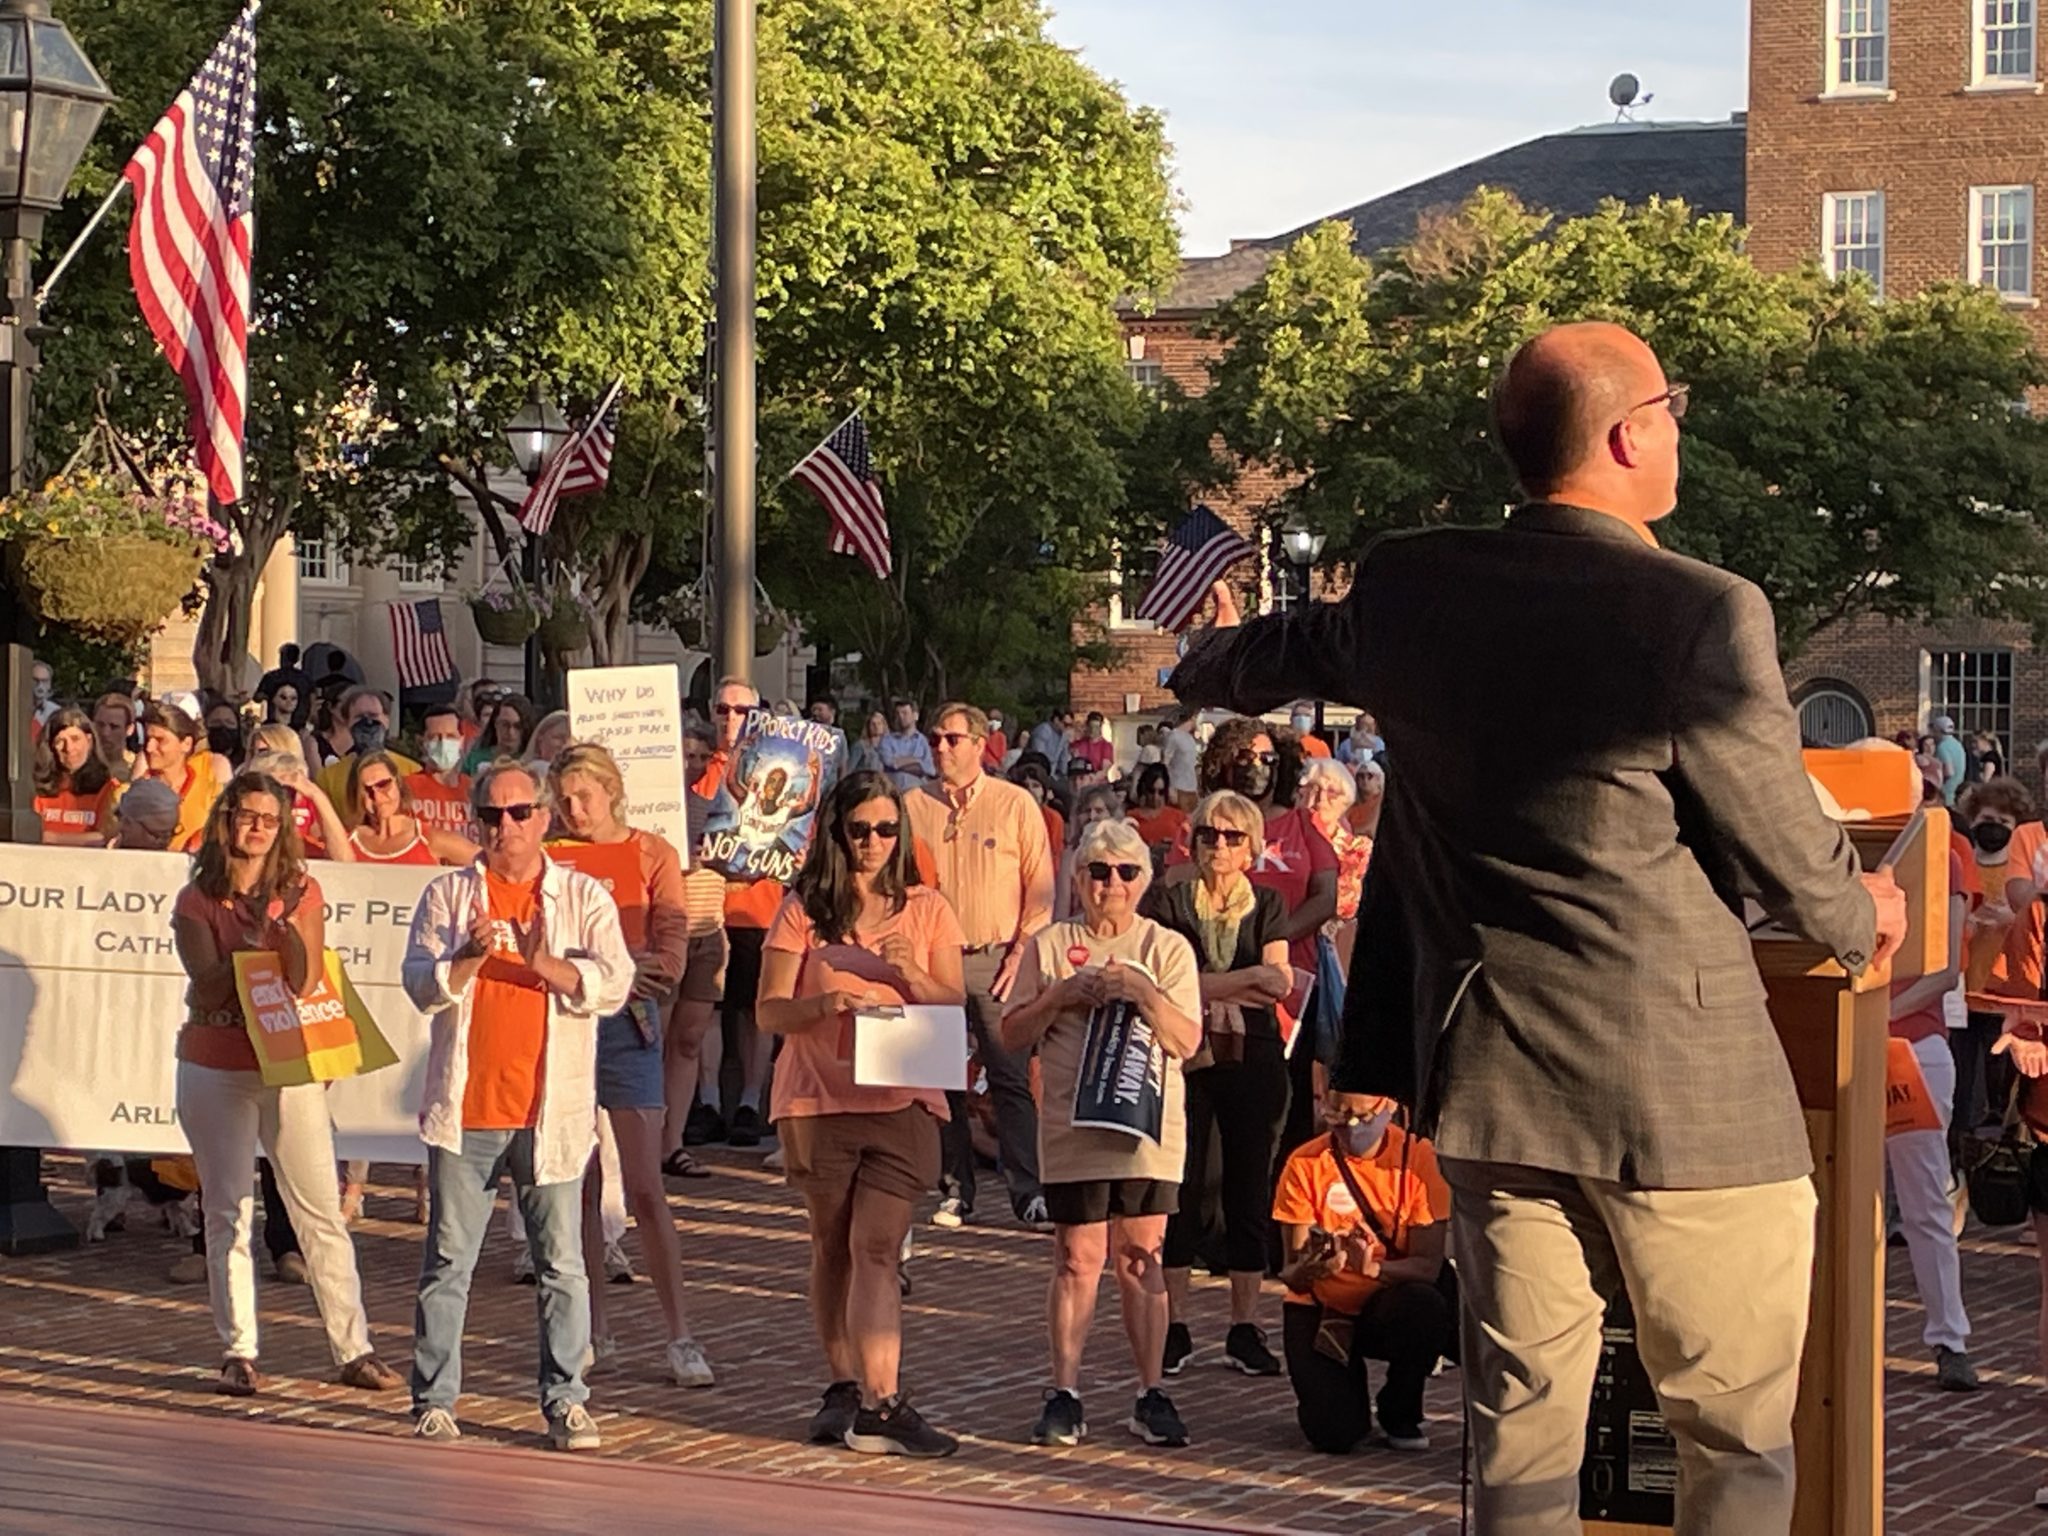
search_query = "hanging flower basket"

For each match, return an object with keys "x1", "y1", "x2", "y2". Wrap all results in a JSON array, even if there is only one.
[
  {"x1": 538, "y1": 594, "x2": 592, "y2": 657},
  {"x1": 0, "y1": 473, "x2": 224, "y2": 644},
  {"x1": 467, "y1": 590, "x2": 539, "y2": 647},
  {"x1": 755, "y1": 604, "x2": 795, "y2": 657}
]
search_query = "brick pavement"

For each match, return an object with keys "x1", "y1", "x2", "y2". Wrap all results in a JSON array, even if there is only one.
[{"x1": 0, "y1": 1151, "x2": 2044, "y2": 1534}]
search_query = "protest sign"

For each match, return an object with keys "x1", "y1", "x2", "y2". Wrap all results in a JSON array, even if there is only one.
[
  {"x1": 699, "y1": 710, "x2": 843, "y2": 886},
  {"x1": 566, "y1": 663, "x2": 690, "y2": 861},
  {"x1": 1070, "y1": 963, "x2": 1168, "y2": 1145}
]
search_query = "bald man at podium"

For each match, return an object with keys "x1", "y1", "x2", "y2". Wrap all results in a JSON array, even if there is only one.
[{"x1": 1169, "y1": 321, "x2": 1908, "y2": 1536}]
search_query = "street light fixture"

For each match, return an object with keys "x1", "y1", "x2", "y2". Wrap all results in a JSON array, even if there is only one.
[
  {"x1": 0, "y1": 0, "x2": 111, "y2": 1258},
  {"x1": 1280, "y1": 515, "x2": 1329, "y2": 736},
  {"x1": 502, "y1": 387, "x2": 570, "y2": 703}
]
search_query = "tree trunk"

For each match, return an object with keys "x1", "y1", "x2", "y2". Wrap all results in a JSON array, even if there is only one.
[
  {"x1": 588, "y1": 531, "x2": 651, "y2": 667},
  {"x1": 192, "y1": 493, "x2": 289, "y2": 695}
]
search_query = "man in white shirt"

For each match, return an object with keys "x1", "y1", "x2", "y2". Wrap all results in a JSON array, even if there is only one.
[
  {"x1": 879, "y1": 698, "x2": 935, "y2": 792},
  {"x1": 1159, "y1": 704, "x2": 1201, "y2": 811}
]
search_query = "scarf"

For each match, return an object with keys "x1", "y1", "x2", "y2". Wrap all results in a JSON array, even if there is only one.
[{"x1": 1192, "y1": 875, "x2": 1258, "y2": 1067}]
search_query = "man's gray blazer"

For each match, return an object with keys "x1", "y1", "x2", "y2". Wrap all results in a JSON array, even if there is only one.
[{"x1": 1170, "y1": 502, "x2": 1878, "y2": 1190}]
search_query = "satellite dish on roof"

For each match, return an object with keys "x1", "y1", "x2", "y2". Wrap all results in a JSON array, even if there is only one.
[{"x1": 1609, "y1": 73, "x2": 1652, "y2": 121}]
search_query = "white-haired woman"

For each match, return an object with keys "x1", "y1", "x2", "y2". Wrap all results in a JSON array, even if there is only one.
[
  {"x1": 1298, "y1": 758, "x2": 1370, "y2": 926},
  {"x1": 1053, "y1": 782, "x2": 1130, "y2": 923},
  {"x1": 1002, "y1": 818, "x2": 1202, "y2": 1451}
]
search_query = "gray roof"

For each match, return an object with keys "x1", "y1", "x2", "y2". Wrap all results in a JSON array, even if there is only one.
[{"x1": 1129, "y1": 117, "x2": 1746, "y2": 316}]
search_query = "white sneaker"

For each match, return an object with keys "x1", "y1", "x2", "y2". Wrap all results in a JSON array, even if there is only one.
[
  {"x1": 1021, "y1": 1195, "x2": 1053, "y2": 1232},
  {"x1": 668, "y1": 1336, "x2": 716, "y2": 1388},
  {"x1": 930, "y1": 1198, "x2": 966, "y2": 1229},
  {"x1": 547, "y1": 1403, "x2": 600, "y2": 1452},
  {"x1": 413, "y1": 1407, "x2": 461, "y2": 1443},
  {"x1": 603, "y1": 1239, "x2": 635, "y2": 1284},
  {"x1": 2036, "y1": 1483, "x2": 2048, "y2": 1509}
]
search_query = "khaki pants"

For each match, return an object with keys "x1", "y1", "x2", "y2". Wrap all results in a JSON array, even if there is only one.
[{"x1": 1442, "y1": 1157, "x2": 1816, "y2": 1536}]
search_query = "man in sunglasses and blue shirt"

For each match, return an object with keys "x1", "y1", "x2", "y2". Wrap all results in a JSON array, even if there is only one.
[{"x1": 403, "y1": 759, "x2": 634, "y2": 1452}]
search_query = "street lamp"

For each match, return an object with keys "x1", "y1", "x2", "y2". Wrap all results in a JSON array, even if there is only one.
[
  {"x1": 1280, "y1": 515, "x2": 1328, "y2": 735},
  {"x1": 0, "y1": 0, "x2": 110, "y2": 1257},
  {"x1": 503, "y1": 387, "x2": 569, "y2": 702}
]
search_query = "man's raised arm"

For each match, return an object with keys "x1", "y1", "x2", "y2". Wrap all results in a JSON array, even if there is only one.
[{"x1": 1166, "y1": 579, "x2": 1370, "y2": 715}]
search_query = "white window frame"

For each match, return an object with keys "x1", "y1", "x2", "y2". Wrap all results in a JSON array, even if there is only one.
[
  {"x1": 1920, "y1": 647, "x2": 2016, "y2": 745},
  {"x1": 1124, "y1": 357, "x2": 1164, "y2": 394},
  {"x1": 1969, "y1": 184, "x2": 2036, "y2": 301},
  {"x1": 1106, "y1": 539, "x2": 1158, "y2": 631},
  {"x1": 296, "y1": 537, "x2": 349, "y2": 587},
  {"x1": 1824, "y1": 0, "x2": 1891, "y2": 94},
  {"x1": 1974, "y1": 0, "x2": 2040, "y2": 87},
  {"x1": 394, "y1": 555, "x2": 439, "y2": 591},
  {"x1": 1822, "y1": 191, "x2": 1885, "y2": 292}
]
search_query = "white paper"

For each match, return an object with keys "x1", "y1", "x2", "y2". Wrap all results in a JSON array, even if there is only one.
[
  {"x1": 566, "y1": 663, "x2": 691, "y2": 864},
  {"x1": 853, "y1": 1005, "x2": 970, "y2": 1091}
]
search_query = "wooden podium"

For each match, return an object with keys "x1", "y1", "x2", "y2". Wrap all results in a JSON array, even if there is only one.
[{"x1": 1583, "y1": 802, "x2": 1946, "y2": 1536}]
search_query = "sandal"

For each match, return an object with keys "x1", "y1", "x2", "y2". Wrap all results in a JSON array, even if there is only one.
[
  {"x1": 338, "y1": 1353, "x2": 404, "y2": 1392},
  {"x1": 217, "y1": 1357, "x2": 263, "y2": 1397},
  {"x1": 661, "y1": 1149, "x2": 711, "y2": 1180}
]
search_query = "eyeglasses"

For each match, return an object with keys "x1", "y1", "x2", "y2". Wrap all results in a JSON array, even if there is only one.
[
  {"x1": 478, "y1": 803, "x2": 541, "y2": 827},
  {"x1": 1235, "y1": 750, "x2": 1279, "y2": 768},
  {"x1": 360, "y1": 776, "x2": 399, "y2": 797},
  {"x1": 714, "y1": 702, "x2": 754, "y2": 718},
  {"x1": 1629, "y1": 382, "x2": 1689, "y2": 422},
  {"x1": 933, "y1": 731, "x2": 980, "y2": 749},
  {"x1": 231, "y1": 810, "x2": 281, "y2": 832},
  {"x1": 1086, "y1": 861, "x2": 1144, "y2": 885},
  {"x1": 847, "y1": 819, "x2": 901, "y2": 843},
  {"x1": 1192, "y1": 826, "x2": 1250, "y2": 848}
]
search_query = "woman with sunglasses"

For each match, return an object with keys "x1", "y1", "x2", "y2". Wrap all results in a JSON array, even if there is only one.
[
  {"x1": 543, "y1": 742, "x2": 715, "y2": 1387},
  {"x1": 757, "y1": 770, "x2": 967, "y2": 1457},
  {"x1": 345, "y1": 750, "x2": 478, "y2": 866},
  {"x1": 1001, "y1": 818, "x2": 1202, "y2": 1450},
  {"x1": 170, "y1": 769, "x2": 402, "y2": 1398},
  {"x1": 1144, "y1": 790, "x2": 1295, "y2": 1377}
]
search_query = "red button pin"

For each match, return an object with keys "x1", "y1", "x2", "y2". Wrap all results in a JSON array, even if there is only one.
[{"x1": 1066, "y1": 944, "x2": 1091, "y2": 968}]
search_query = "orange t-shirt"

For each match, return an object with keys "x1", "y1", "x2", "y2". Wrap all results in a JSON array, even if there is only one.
[
  {"x1": 1300, "y1": 736, "x2": 1332, "y2": 759},
  {"x1": 1272, "y1": 1126, "x2": 1450, "y2": 1317},
  {"x1": 1041, "y1": 803, "x2": 1065, "y2": 854},
  {"x1": 1131, "y1": 805, "x2": 1188, "y2": 850},
  {"x1": 463, "y1": 869, "x2": 549, "y2": 1130},
  {"x1": 763, "y1": 886, "x2": 964, "y2": 1122},
  {"x1": 1985, "y1": 820, "x2": 2048, "y2": 998},
  {"x1": 407, "y1": 771, "x2": 475, "y2": 842},
  {"x1": 1892, "y1": 848, "x2": 1968, "y2": 1044},
  {"x1": 35, "y1": 783, "x2": 115, "y2": 841}
]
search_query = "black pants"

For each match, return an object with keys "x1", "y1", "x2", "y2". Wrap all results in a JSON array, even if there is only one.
[
  {"x1": 1281, "y1": 1282, "x2": 1454, "y2": 1452},
  {"x1": 1953, "y1": 1010, "x2": 2012, "y2": 1157},
  {"x1": 1163, "y1": 1038, "x2": 1290, "y2": 1272},
  {"x1": 940, "y1": 951, "x2": 1042, "y2": 1218}
]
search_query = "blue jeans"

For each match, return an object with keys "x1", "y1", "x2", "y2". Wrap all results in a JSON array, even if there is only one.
[{"x1": 411, "y1": 1128, "x2": 589, "y2": 1418}]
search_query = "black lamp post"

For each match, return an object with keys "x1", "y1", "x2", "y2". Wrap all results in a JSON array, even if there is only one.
[
  {"x1": 503, "y1": 387, "x2": 569, "y2": 705},
  {"x1": 0, "y1": 0, "x2": 112, "y2": 1258},
  {"x1": 1280, "y1": 515, "x2": 1328, "y2": 735}
]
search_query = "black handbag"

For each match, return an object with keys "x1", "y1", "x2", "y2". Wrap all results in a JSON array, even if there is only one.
[{"x1": 1965, "y1": 1083, "x2": 2033, "y2": 1229}]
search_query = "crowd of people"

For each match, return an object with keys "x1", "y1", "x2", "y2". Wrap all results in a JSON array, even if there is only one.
[{"x1": 21, "y1": 637, "x2": 2048, "y2": 1491}]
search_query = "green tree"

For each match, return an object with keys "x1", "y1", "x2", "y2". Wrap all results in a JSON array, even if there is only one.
[{"x1": 1201, "y1": 190, "x2": 2048, "y2": 652}]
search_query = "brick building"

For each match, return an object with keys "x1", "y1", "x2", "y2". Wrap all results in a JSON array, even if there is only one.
[
  {"x1": 1073, "y1": 118, "x2": 1747, "y2": 723},
  {"x1": 1750, "y1": 0, "x2": 2048, "y2": 760}
]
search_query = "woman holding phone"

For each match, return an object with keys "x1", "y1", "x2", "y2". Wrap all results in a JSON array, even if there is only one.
[{"x1": 757, "y1": 770, "x2": 967, "y2": 1458}]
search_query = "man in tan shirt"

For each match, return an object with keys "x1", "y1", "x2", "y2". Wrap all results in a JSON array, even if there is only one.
[{"x1": 906, "y1": 701, "x2": 1055, "y2": 1227}]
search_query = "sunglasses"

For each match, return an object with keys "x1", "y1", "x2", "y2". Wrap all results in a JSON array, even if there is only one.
[
  {"x1": 361, "y1": 776, "x2": 399, "y2": 797},
  {"x1": 847, "y1": 819, "x2": 900, "y2": 843},
  {"x1": 231, "y1": 810, "x2": 281, "y2": 832},
  {"x1": 933, "y1": 731, "x2": 979, "y2": 749},
  {"x1": 478, "y1": 803, "x2": 541, "y2": 827},
  {"x1": 1086, "y1": 861, "x2": 1144, "y2": 885},
  {"x1": 1236, "y1": 750, "x2": 1279, "y2": 768},
  {"x1": 713, "y1": 702, "x2": 753, "y2": 718},
  {"x1": 1192, "y1": 826, "x2": 1250, "y2": 848}
]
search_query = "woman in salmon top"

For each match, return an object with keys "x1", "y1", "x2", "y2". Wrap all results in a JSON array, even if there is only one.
[
  {"x1": 31, "y1": 705, "x2": 116, "y2": 846},
  {"x1": 345, "y1": 749, "x2": 477, "y2": 866},
  {"x1": 545, "y1": 741, "x2": 713, "y2": 1388},
  {"x1": 168, "y1": 768, "x2": 400, "y2": 1399},
  {"x1": 757, "y1": 770, "x2": 967, "y2": 1459}
]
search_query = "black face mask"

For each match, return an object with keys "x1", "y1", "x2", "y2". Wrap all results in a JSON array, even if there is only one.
[
  {"x1": 1972, "y1": 820, "x2": 2015, "y2": 854},
  {"x1": 349, "y1": 717, "x2": 388, "y2": 755},
  {"x1": 1227, "y1": 759, "x2": 1273, "y2": 800},
  {"x1": 207, "y1": 726, "x2": 241, "y2": 758}
]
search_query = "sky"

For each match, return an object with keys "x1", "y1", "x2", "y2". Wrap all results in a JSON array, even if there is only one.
[{"x1": 1042, "y1": 0, "x2": 1750, "y2": 255}]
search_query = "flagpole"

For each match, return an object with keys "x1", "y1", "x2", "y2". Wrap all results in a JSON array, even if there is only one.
[
  {"x1": 32, "y1": 179, "x2": 127, "y2": 309},
  {"x1": 775, "y1": 404, "x2": 862, "y2": 485}
]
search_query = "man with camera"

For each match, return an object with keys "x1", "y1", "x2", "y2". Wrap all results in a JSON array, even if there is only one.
[{"x1": 1273, "y1": 1088, "x2": 1453, "y2": 1455}]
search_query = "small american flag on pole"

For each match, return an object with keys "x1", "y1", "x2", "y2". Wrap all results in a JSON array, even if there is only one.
[
  {"x1": 792, "y1": 412, "x2": 891, "y2": 580},
  {"x1": 1135, "y1": 506, "x2": 1255, "y2": 632},
  {"x1": 122, "y1": 5, "x2": 259, "y2": 507},
  {"x1": 389, "y1": 597, "x2": 459, "y2": 691},
  {"x1": 519, "y1": 378, "x2": 624, "y2": 536}
]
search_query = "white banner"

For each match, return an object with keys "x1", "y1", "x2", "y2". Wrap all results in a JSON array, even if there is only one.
[
  {"x1": 566, "y1": 663, "x2": 690, "y2": 862},
  {"x1": 0, "y1": 844, "x2": 439, "y2": 1161}
]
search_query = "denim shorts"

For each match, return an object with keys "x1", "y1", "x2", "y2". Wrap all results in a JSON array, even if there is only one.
[{"x1": 597, "y1": 1005, "x2": 664, "y2": 1111}]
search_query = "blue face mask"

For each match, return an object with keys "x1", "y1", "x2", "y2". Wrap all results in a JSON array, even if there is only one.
[{"x1": 1337, "y1": 1108, "x2": 1394, "y2": 1157}]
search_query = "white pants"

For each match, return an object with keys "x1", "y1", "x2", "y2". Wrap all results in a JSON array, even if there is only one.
[
  {"x1": 175, "y1": 1062, "x2": 373, "y2": 1365},
  {"x1": 504, "y1": 1110, "x2": 625, "y2": 1246},
  {"x1": 1885, "y1": 1033, "x2": 1969, "y2": 1353}
]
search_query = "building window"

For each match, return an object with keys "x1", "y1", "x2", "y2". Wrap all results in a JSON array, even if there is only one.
[
  {"x1": 1793, "y1": 681, "x2": 1875, "y2": 747},
  {"x1": 1823, "y1": 192, "x2": 1884, "y2": 290},
  {"x1": 1124, "y1": 357, "x2": 1164, "y2": 394},
  {"x1": 1970, "y1": 185, "x2": 2035, "y2": 298},
  {"x1": 296, "y1": 537, "x2": 347, "y2": 586},
  {"x1": 1107, "y1": 541, "x2": 1158, "y2": 630},
  {"x1": 1828, "y1": 0, "x2": 1888, "y2": 90},
  {"x1": 1924, "y1": 647, "x2": 2015, "y2": 743},
  {"x1": 395, "y1": 556, "x2": 437, "y2": 589},
  {"x1": 1978, "y1": 0, "x2": 2037, "y2": 82}
]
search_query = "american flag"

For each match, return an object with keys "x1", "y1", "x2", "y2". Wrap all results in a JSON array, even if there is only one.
[
  {"x1": 123, "y1": 6, "x2": 259, "y2": 508},
  {"x1": 519, "y1": 377, "x2": 624, "y2": 536},
  {"x1": 389, "y1": 597, "x2": 459, "y2": 691},
  {"x1": 1135, "y1": 506, "x2": 1255, "y2": 631},
  {"x1": 793, "y1": 413, "x2": 891, "y2": 580}
]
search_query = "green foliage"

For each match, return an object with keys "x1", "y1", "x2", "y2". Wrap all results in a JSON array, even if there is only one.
[{"x1": 1201, "y1": 190, "x2": 2048, "y2": 652}]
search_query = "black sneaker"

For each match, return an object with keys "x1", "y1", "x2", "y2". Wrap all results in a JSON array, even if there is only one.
[
  {"x1": 1162, "y1": 1321, "x2": 1193, "y2": 1377},
  {"x1": 728, "y1": 1105, "x2": 764, "y2": 1148},
  {"x1": 1224, "y1": 1321, "x2": 1281, "y2": 1376},
  {"x1": 809, "y1": 1380, "x2": 860, "y2": 1444},
  {"x1": 844, "y1": 1394, "x2": 959, "y2": 1458},
  {"x1": 1030, "y1": 1388, "x2": 1086, "y2": 1446},
  {"x1": 1127, "y1": 1387, "x2": 1189, "y2": 1447},
  {"x1": 683, "y1": 1103, "x2": 725, "y2": 1147}
]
